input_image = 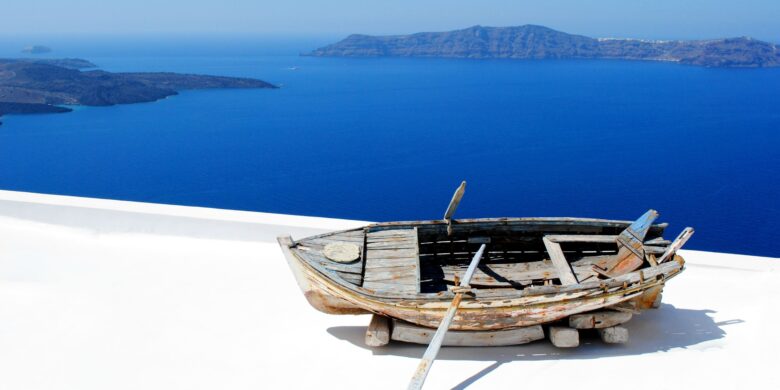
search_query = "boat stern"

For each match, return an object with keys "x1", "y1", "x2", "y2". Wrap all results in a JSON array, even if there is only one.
[{"x1": 632, "y1": 252, "x2": 686, "y2": 309}]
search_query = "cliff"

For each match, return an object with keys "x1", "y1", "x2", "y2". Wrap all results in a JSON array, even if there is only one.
[
  {"x1": 307, "y1": 25, "x2": 780, "y2": 68},
  {"x1": 0, "y1": 58, "x2": 276, "y2": 123}
]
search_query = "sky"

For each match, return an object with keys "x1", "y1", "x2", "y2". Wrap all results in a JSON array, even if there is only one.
[{"x1": 1, "y1": 0, "x2": 779, "y2": 42}]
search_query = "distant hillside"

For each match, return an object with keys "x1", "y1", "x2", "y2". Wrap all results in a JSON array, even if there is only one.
[
  {"x1": 307, "y1": 25, "x2": 780, "y2": 68},
  {"x1": 0, "y1": 58, "x2": 276, "y2": 123},
  {"x1": 0, "y1": 58, "x2": 96, "y2": 70}
]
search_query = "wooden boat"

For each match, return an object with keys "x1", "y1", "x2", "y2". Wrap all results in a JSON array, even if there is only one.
[{"x1": 277, "y1": 182, "x2": 693, "y2": 332}]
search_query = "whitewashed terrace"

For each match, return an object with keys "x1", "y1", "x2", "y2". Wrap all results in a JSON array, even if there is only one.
[{"x1": 0, "y1": 190, "x2": 777, "y2": 389}]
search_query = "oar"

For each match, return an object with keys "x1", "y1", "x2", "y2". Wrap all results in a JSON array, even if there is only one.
[
  {"x1": 408, "y1": 244, "x2": 486, "y2": 390},
  {"x1": 443, "y1": 181, "x2": 466, "y2": 236},
  {"x1": 658, "y1": 227, "x2": 695, "y2": 263}
]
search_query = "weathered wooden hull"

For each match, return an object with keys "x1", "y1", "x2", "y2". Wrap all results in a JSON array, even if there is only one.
[
  {"x1": 279, "y1": 236, "x2": 369, "y2": 315},
  {"x1": 278, "y1": 234, "x2": 684, "y2": 331}
]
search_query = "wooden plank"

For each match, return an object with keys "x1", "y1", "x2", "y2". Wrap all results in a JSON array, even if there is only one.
[
  {"x1": 644, "y1": 237, "x2": 672, "y2": 246},
  {"x1": 363, "y1": 272, "x2": 418, "y2": 283},
  {"x1": 366, "y1": 239, "x2": 416, "y2": 247},
  {"x1": 367, "y1": 240, "x2": 418, "y2": 249},
  {"x1": 338, "y1": 272, "x2": 363, "y2": 285},
  {"x1": 545, "y1": 234, "x2": 618, "y2": 243},
  {"x1": 391, "y1": 320, "x2": 543, "y2": 346},
  {"x1": 646, "y1": 253, "x2": 659, "y2": 267},
  {"x1": 571, "y1": 253, "x2": 616, "y2": 267},
  {"x1": 363, "y1": 229, "x2": 420, "y2": 294},
  {"x1": 365, "y1": 263, "x2": 419, "y2": 273},
  {"x1": 366, "y1": 248, "x2": 419, "y2": 259},
  {"x1": 306, "y1": 235, "x2": 365, "y2": 244},
  {"x1": 591, "y1": 265, "x2": 612, "y2": 278},
  {"x1": 440, "y1": 263, "x2": 551, "y2": 285},
  {"x1": 360, "y1": 280, "x2": 417, "y2": 292},
  {"x1": 413, "y1": 227, "x2": 421, "y2": 293},
  {"x1": 299, "y1": 231, "x2": 365, "y2": 247},
  {"x1": 365, "y1": 315, "x2": 391, "y2": 347},
  {"x1": 623, "y1": 209, "x2": 660, "y2": 242},
  {"x1": 569, "y1": 311, "x2": 633, "y2": 329},
  {"x1": 296, "y1": 250, "x2": 363, "y2": 274},
  {"x1": 367, "y1": 230, "x2": 416, "y2": 239},
  {"x1": 602, "y1": 210, "x2": 660, "y2": 277},
  {"x1": 371, "y1": 216, "x2": 668, "y2": 230},
  {"x1": 365, "y1": 266, "x2": 417, "y2": 282},
  {"x1": 365, "y1": 261, "x2": 419, "y2": 270},
  {"x1": 542, "y1": 237, "x2": 578, "y2": 285}
]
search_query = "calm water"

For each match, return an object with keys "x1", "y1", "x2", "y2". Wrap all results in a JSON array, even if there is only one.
[{"x1": 1, "y1": 39, "x2": 778, "y2": 257}]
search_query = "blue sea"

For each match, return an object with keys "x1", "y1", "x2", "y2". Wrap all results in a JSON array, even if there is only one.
[{"x1": 0, "y1": 37, "x2": 778, "y2": 257}]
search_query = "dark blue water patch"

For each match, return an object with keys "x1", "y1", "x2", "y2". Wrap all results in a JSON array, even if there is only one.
[{"x1": 0, "y1": 54, "x2": 778, "y2": 257}]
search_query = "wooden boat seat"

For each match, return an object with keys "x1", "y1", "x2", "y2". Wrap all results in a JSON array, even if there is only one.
[{"x1": 363, "y1": 228, "x2": 420, "y2": 294}]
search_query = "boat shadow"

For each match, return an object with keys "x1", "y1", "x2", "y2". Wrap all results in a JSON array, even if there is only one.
[{"x1": 327, "y1": 303, "x2": 742, "y2": 388}]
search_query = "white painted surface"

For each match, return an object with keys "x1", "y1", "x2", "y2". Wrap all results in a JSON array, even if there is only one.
[{"x1": 0, "y1": 191, "x2": 778, "y2": 389}]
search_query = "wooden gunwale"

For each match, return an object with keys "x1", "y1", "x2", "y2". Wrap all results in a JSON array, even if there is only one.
[{"x1": 370, "y1": 216, "x2": 668, "y2": 227}]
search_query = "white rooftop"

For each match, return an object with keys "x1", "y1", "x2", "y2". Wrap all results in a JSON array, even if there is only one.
[{"x1": 0, "y1": 190, "x2": 777, "y2": 389}]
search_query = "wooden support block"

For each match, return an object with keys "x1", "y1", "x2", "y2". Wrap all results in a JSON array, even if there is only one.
[
  {"x1": 390, "y1": 320, "x2": 543, "y2": 346},
  {"x1": 598, "y1": 326, "x2": 629, "y2": 344},
  {"x1": 365, "y1": 314, "x2": 391, "y2": 347},
  {"x1": 569, "y1": 311, "x2": 632, "y2": 329},
  {"x1": 549, "y1": 326, "x2": 579, "y2": 348}
]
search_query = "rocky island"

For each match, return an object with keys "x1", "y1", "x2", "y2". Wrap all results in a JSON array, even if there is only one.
[
  {"x1": 0, "y1": 58, "x2": 276, "y2": 124},
  {"x1": 307, "y1": 25, "x2": 780, "y2": 68}
]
